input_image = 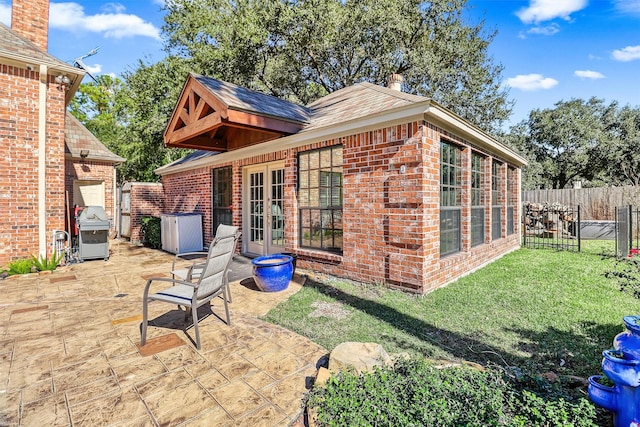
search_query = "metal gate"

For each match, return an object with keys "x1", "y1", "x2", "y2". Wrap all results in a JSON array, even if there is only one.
[
  {"x1": 523, "y1": 203, "x2": 581, "y2": 251},
  {"x1": 615, "y1": 205, "x2": 640, "y2": 258}
]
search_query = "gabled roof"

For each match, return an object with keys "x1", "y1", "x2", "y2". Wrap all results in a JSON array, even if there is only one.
[
  {"x1": 158, "y1": 77, "x2": 528, "y2": 175},
  {"x1": 64, "y1": 113, "x2": 125, "y2": 164},
  {"x1": 164, "y1": 74, "x2": 308, "y2": 151},
  {"x1": 0, "y1": 23, "x2": 84, "y2": 104}
]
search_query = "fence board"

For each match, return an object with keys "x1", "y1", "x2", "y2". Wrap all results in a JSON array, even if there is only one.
[{"x1": 523, "y1": 186, "x2": 640, "y2": 220}]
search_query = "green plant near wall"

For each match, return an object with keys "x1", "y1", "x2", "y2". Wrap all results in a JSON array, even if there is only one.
[
  {"x1": 140, "y1": 216, "x2": 162, "y2": 249},
  {"x1": 5, "y1": 258, "x2": 34, "y2": 275},
  {"x1": 31, "y1": 252, "x2": 63, "y2": 272}
]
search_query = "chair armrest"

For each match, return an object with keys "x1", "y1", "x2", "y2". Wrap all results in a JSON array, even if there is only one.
[{"x1": 143, "y1": 276, "x2": 198, "y2": 299}]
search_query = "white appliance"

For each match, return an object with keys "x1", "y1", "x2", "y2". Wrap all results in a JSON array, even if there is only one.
[{"x1": 160, "y1": 213, "x2": 203, "y2": 254}]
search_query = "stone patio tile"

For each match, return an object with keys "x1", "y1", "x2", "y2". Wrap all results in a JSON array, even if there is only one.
[
  {"x1": 53, "y1": 347, "x2": 102, "y2": 369},
  {"x1": 143, "y1": 380, "x2": 218, "y2": 426},
  {"x1": 7, "y1": 363, "x2": 51, "y2": 390},
  {"x1": 134, "y1": 368, "x2": 193, "y2": 399},
  {"x1": 214, "y1": 352, "x2": 260, "y2": 381},
  {"x1": 20, "y1": 377, "x2": 54, "y2": 404},
  {"x1": 21, "y1": 393, "x2": 70, "y2": 427},
  {"x1": 174, "y1": 405, "x2": 233, "y2": 426},
  {"x1": 0, "y1": 409, "x2": 19, "y2": 427},
  {"x1": 65, "y1": 375, "x2": 121, "y2": 406},
  {"x1": 63, "y1": 336, "x2": 102, "y2": 355},
  {"x1": 110, "y1": 355, "x2": 168, "y2": 387},
  {"x1": 241, "y1": 369, "x2": 277, "y2": 391},
  {"x1": 100, "y1": 335, "x2": 139, "y2": 359},
  {"x1": 153, "y1": 342, "x2": 203, "y2": 371},
  {"x1": 210, "y1": 379, "x2": 266, "y2": 419},
  {"x1": 250, "y1": 350, "x2": 309, "y2": 381},
  {"x1": 261, "y1": 372, "x2": 310, "y2": 419},
  {"x1": 69, "y1": 387, "x2": 148, "y2": 427},
  {"x1": 195, "y1": 366, "x2": 231, "y2": 391},
  {"x1": 232, "y1": 404, "x2": 290, "y2": 427},
  {"x1": 52, "y1": 357, "x2": 113, "y2": 392}
]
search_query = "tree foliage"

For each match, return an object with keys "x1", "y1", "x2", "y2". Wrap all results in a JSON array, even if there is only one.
[
  {"x1": 506, "y1": 98, "x2": 640, "y2": 190},
  {"x1": 162, "y1": 0, "x2": 512, "y2": 132}
]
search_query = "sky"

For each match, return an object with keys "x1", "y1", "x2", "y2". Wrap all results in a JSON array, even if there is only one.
[{"x1": 0, "y1": 0, "x2": 639, "y2": 129}]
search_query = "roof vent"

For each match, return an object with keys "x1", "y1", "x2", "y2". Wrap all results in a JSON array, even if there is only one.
[{"x1": 386, "y1": 74, "x2": 403, "y2": 92}]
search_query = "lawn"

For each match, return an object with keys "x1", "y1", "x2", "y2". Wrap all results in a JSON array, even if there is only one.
[{"x1": 264, "y1": 241, "x2": 638, "y2": 381}]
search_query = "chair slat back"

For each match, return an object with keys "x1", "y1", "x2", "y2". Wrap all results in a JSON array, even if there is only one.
[{"x1": 196, "y1": 225, "x2": 239, "y2": 299}]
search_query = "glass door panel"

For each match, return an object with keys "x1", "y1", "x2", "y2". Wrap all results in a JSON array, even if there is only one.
[{"x1": 244, "y1": 164, "x2": 285, "y2": 255}]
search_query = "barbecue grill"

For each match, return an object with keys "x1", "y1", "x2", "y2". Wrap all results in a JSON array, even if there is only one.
[{"x1": 77, "y1": 206, "x2": 110, "y2": 261}]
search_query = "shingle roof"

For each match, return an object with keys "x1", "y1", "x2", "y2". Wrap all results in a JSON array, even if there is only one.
[
  {"x1": 304, "y1": 82, "x2": 428, "y2": 131},
  {"x1": 64, "y1": 113, "x2": 125, "y2": 164},
  {"x1": 0, "y1": 22, "x2": 79, "y2": 72},
  {"x1": 193, "y1": 74, "x2": 311, "y2": 124}
]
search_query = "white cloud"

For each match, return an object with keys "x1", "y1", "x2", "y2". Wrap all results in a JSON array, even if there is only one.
[
  {"x1": 506, "y1": 74, "x2": 559, "y2": 91},
  {"x1": 102, "y1": 3, "x2": 126, "y2": 14},
  {"x1": 526, "y1": 23, "x2": 560, "y2": 36},
  {"x1": 84, "y1": 63, "x2": 102, "y2": 74},
  {"x1": 0, "y1": 0, "x2": 11, "y2": 25},
  {"x1": 574, "y1": 70, "x2": 605, "y2": 79},
  {"x1": 612, "y1": 45, "x2": 640, "y2": 62},
  {"x1": 50, "y1": 2, "x2": 160, "y2": 40},
  {"x1": 516, "y1": 0, "x2": 587, "y2": 24},
  {"x1": 613, "y1": 0, "x2": 640, "y2": 15}
]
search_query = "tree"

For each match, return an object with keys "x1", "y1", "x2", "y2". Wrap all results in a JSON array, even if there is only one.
[
  {"x1": 604, "y1": 105, "x2": 640, "y2": 186},
  {"x1": 162, "y1": 0, "x2": 513, "y2": 132},
  {"x1": 506, "y1": 98, "x2": 615, "y2": 190},
  {"x1": 115, "y1": 57, "x2": 193, "y2": 182},
  {"x1": 69, "y1": 74, "x2": 126, "y2": 154}
]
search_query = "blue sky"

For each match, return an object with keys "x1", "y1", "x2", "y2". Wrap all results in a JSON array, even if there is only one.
[{"x1": 1, "y1": 0, "x2": 639, "y2": 129}]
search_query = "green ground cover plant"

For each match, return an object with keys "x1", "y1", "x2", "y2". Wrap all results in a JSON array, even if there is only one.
[
  {"x1": 4, "y1": 258, "x2": 34, "y2": 275},
  {"x1": 264, "y1": 241, "x2": 633, "y2": 425},
  {"x1": 31, "y1": 252, "x2": 63, "y2": 272}
]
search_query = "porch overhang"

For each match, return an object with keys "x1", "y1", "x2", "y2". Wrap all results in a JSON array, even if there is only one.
[{"x1": 164, "y1": 74, "x2": 307, "y2": 152}]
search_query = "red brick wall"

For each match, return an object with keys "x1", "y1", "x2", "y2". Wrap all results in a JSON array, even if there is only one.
[
  {"x1": 0, "y1": 65, "x2": 66, "y2": 266},
  {"x1": 161, "y1": 120, "x2": 522, "y2": 294},
  {"x1": 11, "y1": 0, "x2": 49, "y2": 51},
  {"x1": 64, "y1": 159, "x2": 118, "y2": 232},
  {"x1": 128, "y1": 183, "x2": 164, "y2": 244}
]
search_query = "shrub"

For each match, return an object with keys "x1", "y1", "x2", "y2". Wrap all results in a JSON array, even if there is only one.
[
  {"x1": 31, "y1": 252, "x2": 63, "y2": 272},
  {"x1": 605, "y1": 256, "x2": 640, "y2": 299},
  {"x1": 307, "y1": 357, "x2": 597, "y2": 427},
  {"x1": 141, "y1": 216, "x2": 162, "y2": 249},
  {"x1": 6, "y1": 258, "x2": 34, "y2": 275}
]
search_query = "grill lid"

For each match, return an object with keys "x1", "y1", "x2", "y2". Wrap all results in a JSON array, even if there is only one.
[{"x1": 78, "y1": 206, "x2": 109, "y2": 222}]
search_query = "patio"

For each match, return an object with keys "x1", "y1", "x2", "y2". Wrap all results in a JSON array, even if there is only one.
[{"x1": 0, "y1": 240, "x2": 326, "y2": 426}]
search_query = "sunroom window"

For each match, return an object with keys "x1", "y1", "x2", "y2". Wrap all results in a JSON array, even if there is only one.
[
  {"x1": 471, "y1": 152, "x2": 486, "y2": 247},
  {"x1": 298, "y1": 146, "x2": 343, "y2": 254},
  {"x1": 440, "y1": 141, "x2": 462, "y2": 256}
]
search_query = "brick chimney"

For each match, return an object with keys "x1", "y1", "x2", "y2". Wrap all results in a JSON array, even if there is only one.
[
  {"x1": 386, "y1": 74, "x2": 403, "y2": 92},
  {"x1": 11, "y1": 0, "x2": 50, "y2": 51}
]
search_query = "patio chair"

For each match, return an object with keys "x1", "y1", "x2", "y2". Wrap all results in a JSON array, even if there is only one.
[
  {"x1": 141, "y1": 226, "x2": 241, "y2": 350},
  {"x1": 170, "y1": 224, "x2": 239, "y2": 303}
]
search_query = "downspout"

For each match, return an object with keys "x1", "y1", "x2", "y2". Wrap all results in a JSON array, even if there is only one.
[{"x1": 38, "y1": 64, "x2": 48, "y2": 257}]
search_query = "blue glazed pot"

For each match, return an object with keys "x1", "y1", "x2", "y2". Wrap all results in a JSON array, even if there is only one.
[
  {"x1": 251, "y1": 254, "x2": 293, "y2": 292},
  {"x1": 614, "y1": 316, "x2": 640, "y2": 359}
]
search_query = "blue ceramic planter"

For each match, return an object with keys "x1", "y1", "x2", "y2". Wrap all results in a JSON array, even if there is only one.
[
  {"x1": 251, "y1": 254, "x2": 293, "y2": 292},
  {"x1": 588, "y1": 315, "x2": 640, "y2": 427}
]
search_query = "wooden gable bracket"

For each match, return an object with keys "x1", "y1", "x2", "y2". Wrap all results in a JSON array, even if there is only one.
[{"x1": 164, "y1": 77, "x2": 230, "y2": 149}]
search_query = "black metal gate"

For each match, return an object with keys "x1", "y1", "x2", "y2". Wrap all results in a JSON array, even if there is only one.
[{"x1": 523, "y1": 203, "x2": 581, "y2": 251}]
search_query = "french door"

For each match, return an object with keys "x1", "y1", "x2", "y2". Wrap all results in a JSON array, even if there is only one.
[{"x1": 244, "y1": 163, "x2": 285, "y2": 255}]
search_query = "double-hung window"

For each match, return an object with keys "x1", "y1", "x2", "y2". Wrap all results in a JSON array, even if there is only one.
[
  {"x1": 471, "y1": 153, "x2": 485, "y2": 247},
  {"x1": 440, "y1": 141, "x2": 462, "y2": 256},
  {"x1": 212, "y1": 166, "x2": 233, "y2": 234},
  {"x1": 298, "y1": 146, "x2": 343, "y2": 254},
  {"x1": 507, "y1": 167, "x2": 516, "y2": 235},
  {"x1": 491, "y1": 160, "x2": 502, "y2": 240}
]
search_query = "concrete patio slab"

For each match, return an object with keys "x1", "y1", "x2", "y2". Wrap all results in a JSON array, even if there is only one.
[{"x1": 0, "y1": 239, "x2": 325, "y2": 427}]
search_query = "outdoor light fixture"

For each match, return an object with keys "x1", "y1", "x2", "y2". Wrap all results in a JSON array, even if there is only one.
[
  {"x1": 80, "y1": 149, "x2": 89, "y2": 164},
  {"x1": 54, "y1": 74, "x2": 71, "y2": 91}
]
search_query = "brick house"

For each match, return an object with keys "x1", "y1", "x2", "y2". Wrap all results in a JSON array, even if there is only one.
[
  {"x1": 0, "y1": 0, "x2": 122, "y2": 265},
  {"x1": 157, "y1": 74, "x2": 527, "y2": 294}
]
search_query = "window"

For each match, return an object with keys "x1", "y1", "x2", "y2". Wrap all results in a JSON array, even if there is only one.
[
  {"x1": 440, "y1": 141, "x2": 462, "y2": 256},
  {"x1": 212, "y1": 166, "x2": 232, "y2": 234},
  {"x1": 507, "y1": 167, "x2": 516, "y2": 235},
  {"x1": 471, "y1": 153, "x2": 485, "y2": 247},
  {"x1": 298, "y1": 146, "x2": 343, "y2": 254},
  {"x1": 491, "y1": 160, "x2": 502, "y2": 240}
]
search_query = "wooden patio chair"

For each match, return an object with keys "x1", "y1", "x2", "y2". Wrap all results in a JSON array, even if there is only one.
[{"x1": 141, "y1": 226, "x2": 241, "y2": 350}]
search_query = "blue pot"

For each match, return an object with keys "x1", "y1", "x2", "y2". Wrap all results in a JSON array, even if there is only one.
[{"x1": 251, "y1": 254, "x2": 293, "y2": 292}]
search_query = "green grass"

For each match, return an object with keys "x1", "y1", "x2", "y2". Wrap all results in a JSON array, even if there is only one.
[{"x1": 264, "y1": 241, "x2": 636, "y2": 379}]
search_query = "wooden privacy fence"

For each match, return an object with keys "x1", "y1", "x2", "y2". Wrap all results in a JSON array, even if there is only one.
[{"x1": 523, "y1": 186, "x2": 640, "y2": 220}]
